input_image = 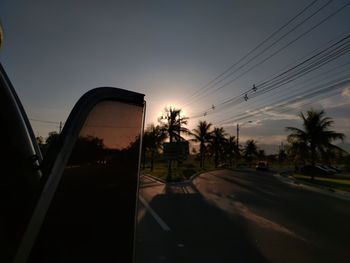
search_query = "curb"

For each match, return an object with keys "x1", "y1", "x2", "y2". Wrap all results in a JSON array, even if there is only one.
[
  {"x1": 189, "y1": 168, "x2": 231, "y2": 182},
  {"x1": 273, "y1": 173, "x2": 350, "y2": 202},
  {"x1": 189, "y1": 170, "x2": 210, "y2": 182},
  {"x1": 141, "y1": 173, "x2": 166, "y2": 184}
]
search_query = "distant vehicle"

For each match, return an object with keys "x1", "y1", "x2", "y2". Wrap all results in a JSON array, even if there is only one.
[
  {"x1": 256, "y1": 161, "x2": 269, "y2": 171},
  {"x1": 0, "y1": 63, "x2": 145, "y2": 262}
]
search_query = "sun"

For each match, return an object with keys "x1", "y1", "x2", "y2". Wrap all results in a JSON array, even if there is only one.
[{"x1": 145, "y1": 99, "x2": 193, "y2": 127}]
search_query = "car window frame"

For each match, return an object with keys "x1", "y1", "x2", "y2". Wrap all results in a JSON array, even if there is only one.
[{"x1": 13, "y1": 87, "x2": 145, "y2": 263}]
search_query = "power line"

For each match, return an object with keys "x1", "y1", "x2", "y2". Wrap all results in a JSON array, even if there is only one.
[
  {"x1": 248, "y1": 42, "x2": 350, "y2": 99},
  {"x1": 179, "y1": 0, "x2": 321, "y2": 106},
  {"x1": 253, "y1": 29, "x2": 350, "y2": 86},
  {"x1": 216, "y1": 71, "x2": 346, "y2": 122},
  {"x1": 220, "y1": 89, "x2": 343, "y2": 131},
  {"x1": 190, "y1": 48, "x2": 350, "y2": 121},
  {"x1": 230, "y1": 89, "x2": 345, "y2": 128},
  {"x1": 29, "y1": 118, "x2": 61, "y2": 125},
  {"x1": 217, "y1": 78, "x2": 350, "y2": 125},
  {"x1": 188, "y1": 31, "x2": 350, "y2": 119},
  {"x1": 239, "y1": 60, "x2": 350, "y2": 115},
  {"x1": 218, "y1": 76, "x2": 348, "y2": 124},
  {"x1": 205, "y1": 0, "x2": 350, "y2": 98},
  {"x1": 185, "y1": 0, "x2": 350, "y2": 108},
  {"x1": 256, "y1": 35, "x2": 350, "y2": 88}
]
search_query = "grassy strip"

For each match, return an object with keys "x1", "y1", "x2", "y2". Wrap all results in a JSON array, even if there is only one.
[{"x1": 293, "y1": 174, "x2": 350, "y2": 192}]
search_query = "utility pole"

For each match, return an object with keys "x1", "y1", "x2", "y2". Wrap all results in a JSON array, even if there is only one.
[{"x1": 59, "y1": 121, "x2": 62, "y2": 133}]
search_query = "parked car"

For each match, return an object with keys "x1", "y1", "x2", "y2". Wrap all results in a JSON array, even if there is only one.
[
  {"x1": 300, "y1": 165, "x2": 332, "y2": 176},
  {"x1": 318, "y1": 164, "x2": 338, "y2": 174},
  {"x1": 328, "y1": 165, "x2": 342, "y2": 173},
  {"x1": 0, "y1": 63, "x2": 145, "y2": 263}
]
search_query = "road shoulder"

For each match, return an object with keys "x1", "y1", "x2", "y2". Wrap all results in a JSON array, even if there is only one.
[{"x1": 273, "y1": 173, "x2": 350, "y2": 202}]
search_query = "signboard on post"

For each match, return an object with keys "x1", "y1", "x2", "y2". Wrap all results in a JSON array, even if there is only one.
[{"x1": 163, "y1": 141, "x2": 189, "y2": 160}]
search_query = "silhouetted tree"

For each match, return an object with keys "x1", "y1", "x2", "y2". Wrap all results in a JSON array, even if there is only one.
[
  {"x1": 286, "y1": 109, "x2": 345, "y2": 179},
  {"x1": 36, "y1": 131, "x2": 60, "y2": 155},
  {"x1": 46, "y1": 131, "x2": 59, "y2": 146},
  {"x1": 158, "y1": 107, "x2": 189, "y2": 142},
  {"x1": 68, "y1": 136, "x2": 104, "y2": 165},
  {"x1": 278, "y1": 148, "x2": 287, "y2": 164},
  {"x1": 224, "y1": 136, "x2": 239, "y2": 167},
  {"x1": 191, "y1": 120, "x2": 212, "y2": 168},
  {"x1": 209, "y1": 127, "x2": 227, "y2": 168},
  {"x1": 257, "y1": 149, "x2": 266, "y2": 160},
  {"x1": 243, "y1": 140, "x2": 258, "y2": 167},
  {"x1": 143, "y1": 124, "x2": 166, "y2": 171}
]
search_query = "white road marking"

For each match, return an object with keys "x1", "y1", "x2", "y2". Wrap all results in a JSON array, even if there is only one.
[{"x1": 139, "y1": 196, "x2": 171, "y2": 232}]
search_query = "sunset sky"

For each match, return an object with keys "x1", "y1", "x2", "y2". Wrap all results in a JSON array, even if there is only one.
[{"x1": 1, "y1": 0, "x2": 349, "y2": 152}]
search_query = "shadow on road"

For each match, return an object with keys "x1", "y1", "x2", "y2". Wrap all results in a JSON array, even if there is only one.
[{"x1": 136, "y1": 183, "x2": 269, "y2": 263}]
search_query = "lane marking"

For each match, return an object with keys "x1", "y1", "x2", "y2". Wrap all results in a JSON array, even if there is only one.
[{"x1": 139, "y1": 196, "x2": 171, "y2": 232}]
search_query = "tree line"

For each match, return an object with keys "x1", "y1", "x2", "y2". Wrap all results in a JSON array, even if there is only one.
[
  {"x1": 142, "y1": 107, "x2": 347, "y2": 173},
  {"x1": 36, "y1": 107, "x2": 347, "y2": 177}
]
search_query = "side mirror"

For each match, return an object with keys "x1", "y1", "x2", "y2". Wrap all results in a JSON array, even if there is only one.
[{"x1": 15, "y1": 88, "x2": 145, "y2": 263}]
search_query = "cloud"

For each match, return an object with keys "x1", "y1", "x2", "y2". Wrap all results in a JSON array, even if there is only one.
[{"x1": 244, "y1": 106, "x2": 299, "y2": 122}]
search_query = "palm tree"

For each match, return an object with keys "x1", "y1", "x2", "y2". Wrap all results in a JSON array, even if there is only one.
[
  {"x1": 224, "y1": 136, "x2": 239, "y2": 167},
  {"x1": 209, "y1": 127, "x2": 227, "y2": 168},
  {"x1": 158, "y1": 107, "x2": 189, "y2": 142},
  {"x1": 191, "y1": 121, "x2": 212, "y2": 168},
  {"x1": 243, "y1": 140, "x2": 258, "y2": 167},
  {"x1": 143, "y1": 124, "x2": 166, "y2": 171},
  {"x1": 286, "y1": 109, "x2": 345, "y2": 177}
]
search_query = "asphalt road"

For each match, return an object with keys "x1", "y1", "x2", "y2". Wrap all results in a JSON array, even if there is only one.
[{"x1": 136, "y1": 170, "x2": 350, "y2": 263}]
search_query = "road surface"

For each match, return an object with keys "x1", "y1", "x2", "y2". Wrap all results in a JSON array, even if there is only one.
[{"x1": 136, "y1": 170, "x2": 350, "y2": 262}]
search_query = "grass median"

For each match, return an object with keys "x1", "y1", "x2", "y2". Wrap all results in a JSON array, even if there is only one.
[{"x1": 293, "y1": 174, "x2": 350, "y2": 192}]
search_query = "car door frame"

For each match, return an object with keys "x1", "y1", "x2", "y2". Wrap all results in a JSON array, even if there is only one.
[{"x1": 13, "y1": 87, "x2": 145, "y2": 263}]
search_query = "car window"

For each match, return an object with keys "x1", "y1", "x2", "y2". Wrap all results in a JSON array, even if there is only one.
[{"x1": 28, "y1": 101, "x2": 143, "y2": 262}]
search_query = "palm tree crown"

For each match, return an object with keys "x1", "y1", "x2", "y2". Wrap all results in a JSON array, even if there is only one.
[
  {"x1": 243, "y1": 140, "x2": 258, "y2": 166},
  {"x1": 224, "y1": 136, "x2": 239, "y2": 167},
  {"x1": 191, "y1": 120, "x2": 212, "y2": 168},
  {"x1": 158, "y1": 107, "x2": 189, "y2": 142},
  {"x1": 210, "y1": 127, "x2": 227, "y2": 168},
  {"x1": 286, "y1": 109, "x2": 345, "y2": 166},
  {"x1": 143, "y1": 124, "x2": 167, "y2": 171}
]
